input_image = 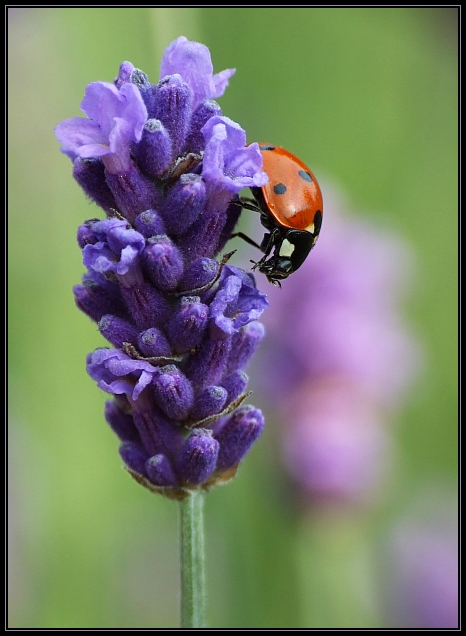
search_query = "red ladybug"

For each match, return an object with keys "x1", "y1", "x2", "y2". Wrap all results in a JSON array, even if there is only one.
[{"x1": 238, "y1": 143, "x2": 323, "y2": 286}]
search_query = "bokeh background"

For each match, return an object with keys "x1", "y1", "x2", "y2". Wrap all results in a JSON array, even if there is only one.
[{"x1": 8, "y1": 7, "x2": 458, "y2": 628}]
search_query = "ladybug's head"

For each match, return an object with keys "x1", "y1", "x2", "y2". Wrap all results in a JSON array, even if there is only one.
[
  {"x1": 257, "y1": 229, "x2": 316, "y2": 285},
  {"x1": 258, "y1": 256, "x2": 293, "y2": 287}
]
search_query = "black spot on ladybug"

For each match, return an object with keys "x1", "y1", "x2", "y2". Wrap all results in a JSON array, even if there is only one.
[
  {"x1": 273, "y1": 183, "x2": 287, "y2": 195},
  {"x1": 298, "y1": 170, "x2": 313, "y2": 183},
  {"x1": 313, "y1": 210, "x2": 323, "y2": 233},
  {"x1": 259, "y1": 144, "x2": 275, "y2": 151}
]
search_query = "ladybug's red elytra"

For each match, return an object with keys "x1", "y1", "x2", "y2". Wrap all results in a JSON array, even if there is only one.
[{"x1": 236, "y1": 143, "x2": 323, "y2": 286}]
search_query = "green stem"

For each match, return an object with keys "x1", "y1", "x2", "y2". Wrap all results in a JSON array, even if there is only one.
[{"x1": 179, "y1": 491, "x2": 206, "y2": 628}]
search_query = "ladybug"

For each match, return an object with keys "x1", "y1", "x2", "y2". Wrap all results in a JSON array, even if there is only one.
[{"x1": 236, "y1": 143, "x2": 323, "y2": 286}]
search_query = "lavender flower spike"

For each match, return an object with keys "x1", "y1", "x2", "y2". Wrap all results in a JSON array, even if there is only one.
[{"x1": 57, "y1": 37, "x2": 269, "y2": 499}]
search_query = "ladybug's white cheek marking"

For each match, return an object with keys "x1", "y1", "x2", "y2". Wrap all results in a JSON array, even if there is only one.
[
  {"x1": 279, "y1": 238, "x2": 295, "y2": 258},
  {"x1": 305, "y1": 223, "x2": 315, "y2": 233}
]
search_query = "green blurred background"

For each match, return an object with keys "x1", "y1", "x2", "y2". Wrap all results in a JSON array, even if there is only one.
[{"x1": 8, "y1": 8, "x2": 457, "y2": 628}]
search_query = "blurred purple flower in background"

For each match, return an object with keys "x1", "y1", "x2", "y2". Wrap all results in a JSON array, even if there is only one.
[
  {"x1": 55, "y1": 37, "x2": 268, "y2": 499},
  {"x1": 281, "y1": 378, "x2": 392, "y2": 505},
  {"x1": 255, "y1": 185, "x2": 422, "y2": 506},
  {"x1": 383, "y1": 492, "x2": 458, "y2": 628}
]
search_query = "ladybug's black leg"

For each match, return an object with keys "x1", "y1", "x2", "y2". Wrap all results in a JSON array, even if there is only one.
[
  {"x1": 251, "y1": 228, "x2": 281, "y2": 271},
  {"x1": 240, "y1": 197, "x2": 262, "y2": 213},
  {"x1": 230, "y1": 198, "x2": 262, "y2": 214},
  {"x1": 260, "y1": 228, "x2": 280, "y2": 258},
  {"x1": 229, "y1": 232, "x2": 263, "y2": 251}
]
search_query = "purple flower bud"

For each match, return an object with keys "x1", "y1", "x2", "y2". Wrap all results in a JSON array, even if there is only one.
[
  {"x1": 214, "y1": 405, "x2": 265, "y2": 471},
  {"x1": 176, "y1": 428, "x2": 219, "y2": 485},
  {"x1": 120, "y1": 282, "x2": 171, "y2": 331},
  {"x1": 161, "y1": 173, "x2": 206, "y2": 236},
  {"x1": 114, "y1": 62, "x2": 151, "y2": 98},
  {"x1": 137, "y1": 327, "x2": 172, "y2": 358},
  {"x1": 227, "y1": 322, "x2": 265, "y2": 374},
  {"x1": 98, "y1": 314, "x2": 140, "y2": 348},
  {"x1": 178, "y1": 257, "x2": 219, "y2": 294},
  {"x1": 183, "y1": 99, "x2": 222, "y2": 155},
  {"x1": 129, "y1": 68, "x2": 152, "y2": 98},
  {"x1": 72, "y1": 158, "x2": 118, "y2": 214},
  {"x1": 134, "y1": 209, "x2": 166, "y2": 238},
  {"x1": 152, "y1": 74, "x2": 193, "y2": 158},
  {"x1": 145, "y1": 454, "x2": 178, "y2": 487},
  {"x1": 132, "y1": 406, "x2": 184, "y2": 458},
  {"x1": 190, "y1": 385, "x2": 228, "y2": 422},
  {"x1": 142, "y1": 235, "x2": 184, "y2": 291},
  {"x1": 220, "y1": 371, "x2": 248, "y2": 404},
  {"x1": 105, "y1": 167, "x2": 162, "y2": 223},
  {"x1": 168, "y1": 296, "x2": 208, "y2": 353},
  {"x1": 114, "y1": 61, "x2": 134, "y2": 88},
  {"x1": 135, "y1": 119, "x2": 173, "y2": 179},
  {"x1": 105, "y1": 400, "x2": 140, "y2": 442},
  {"x1": 119, "y1": 441, "x2": 150, "y2": 476},
  {"x1": 185, "y1": 335, "x2": 232, "y2": 389},
  {"x1": 177, "y1": 207, "x2": 227, "y2": 263},
  {"x1": 152, "y1": 365, "x2": 194, "y2": 421},
  {"x1": 73, "y1": 277, "x2": 128, "y2": 323}
]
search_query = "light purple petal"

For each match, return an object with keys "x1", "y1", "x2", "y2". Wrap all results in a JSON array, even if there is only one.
[
  {"x1": 212, "y1": 68, "x2": 236, "y2": 98},
  {"x1": 203, "y1": 115, "x2": 245, "y2": 154},
  {"x1": 81, "y1": 82, "x2": 121, "y2": 133},
  {"x1": 160, "y1": 36, "x2": 235, "y2": 106},
  {"x1": 209, "y1": 266, "x2": 269, "y2": 337},
  {"x1": 60, "y1": 147, "x2": 78, "y2": 162},
  {"x1": 225, "y1": 143, "x2": 269, "y2": 185},
  {"x1": 95, "y1": 219, "x2": 145, "y2": 253},
  {"x1": 202, "y1": 116, "x2": 267, "y2": 195},
  {"x1": 54, "y1": 118, "x2": 107, "y2": 155},
  {"x1": 82, "y1": 219, "x2": 145, "y2": 278},
  {"x1": 115, "y1": 83, "x2": 148, "y2": 141},
  {"x1": 83, "y1": 242, "x2": 116, "y2": 274},
  {"x1": 133, "y1": 370, "x2": 155, "y2": 400},
  {"x1": 107, "y1": 117, "x2": 133, "y2": 161},
  {"x1": 55, "y1": 81, "x2": 147, "y2": 171},
  {"x1": 116, "y1": 245, "x2": 139, "y2": 276},
  {"x1": 98, "y1": 378, "x2": 135, "y2": 396},
  {"x1": 87, "y1": 348, "x2": 159, "y2": 401}
]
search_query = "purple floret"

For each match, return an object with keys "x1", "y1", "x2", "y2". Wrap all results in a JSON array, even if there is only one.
[
  {"x1": 201, "y1": 116, "x2": 267, "y2": 212},
  {"x1": 55, "y1": 81, "x2": 147, "y2": 173},
  {"x1": 160, "y1": 36, "x2": 236, "y2": 107},
  {"x1": 208, "y1": 265, "x2": 269, "y2": 338}
]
